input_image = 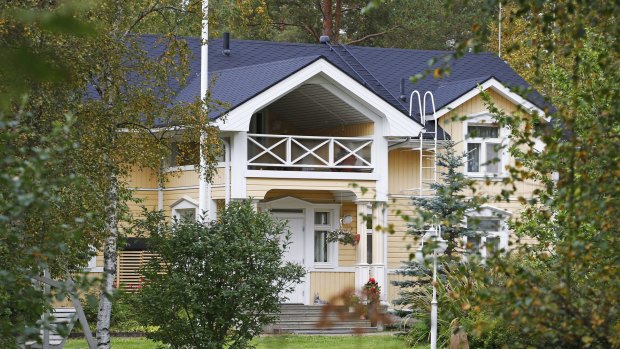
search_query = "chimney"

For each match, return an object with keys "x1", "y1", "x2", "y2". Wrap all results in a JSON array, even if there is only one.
[
  {"x1": 399, "y1": 78, "x2": 406, "y2": 101},
  {"x1": 223, "y1": 32, "x2": 231, "y2": 56}
]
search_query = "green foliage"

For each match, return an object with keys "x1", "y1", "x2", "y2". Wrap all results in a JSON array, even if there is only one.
[
  {"x1": 81, "y1": 290, "x2": 143, "y2": 333},
  {"x1": 133, "y1": 201, "x2": 305, "y2": 349},
  {"x1": 0, "y1": 110, "x2": 95, "y2": 347},
  {"x1": 211, "y1": 0, "x2": 490, "y2": 49}
]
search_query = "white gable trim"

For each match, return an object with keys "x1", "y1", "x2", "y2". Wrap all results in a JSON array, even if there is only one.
[
  {"x1": 214, "y1": 59, "x2": 423, "y2": 137},
  {"x1": 169, "y1": 195, "x2": 199, "y2": 209},
  {"x1": 433, "y1": 78, "x2": 546, "y2": 120}
]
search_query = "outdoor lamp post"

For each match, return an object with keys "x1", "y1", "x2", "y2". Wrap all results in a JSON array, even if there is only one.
[{"x1": 430, "y1": 223, "x2": 441, "y2": 349}]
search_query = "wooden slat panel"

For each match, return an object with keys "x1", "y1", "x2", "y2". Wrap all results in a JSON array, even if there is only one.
[{"x1": 310, "y1": 272, "x2": 355, "y2": 305}]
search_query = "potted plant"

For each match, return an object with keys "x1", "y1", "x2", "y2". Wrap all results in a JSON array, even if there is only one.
[{"x1": 363, "y1": 278, "x2": 381, "y2": 325}]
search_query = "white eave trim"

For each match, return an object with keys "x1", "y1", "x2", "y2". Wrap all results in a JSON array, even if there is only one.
[
  {"x1": 214, "y1": 58, "x2": 423, "y2": 137},
  {"x1": 433, "y1": 78, "x2": 547, "y2": 121}
]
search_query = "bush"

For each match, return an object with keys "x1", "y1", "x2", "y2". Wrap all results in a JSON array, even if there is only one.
[
  {"x1": 133, "y1": 201, "x2": 305, "y2": 349},
  {"x1": 81, "y1": 290, "x2": 142, "y2": 333}
]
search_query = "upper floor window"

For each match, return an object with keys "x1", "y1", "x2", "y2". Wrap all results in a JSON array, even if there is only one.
[
  {"x1": 167, "y1": 141, "x2": 199, "y2": 168},
  {"x1": 165, "y1": 141, "x2": 225, "y2": 170},
  {"x1": 465, "y1": 122, "x2": 504, "y2": 176}
]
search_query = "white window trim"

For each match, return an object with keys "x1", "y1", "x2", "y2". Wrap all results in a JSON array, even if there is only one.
[
  {"x1": 313, "y1": 210, "x2": 339, "y2": 269},
  {"x1": 463, "y1": 112, "x2": 510, "y2": 178},
  {"x1": 259, "y1": 196, "x2": 341, "y2": 270},
  {"x1": 464, "y1": 206, "x2": 512, "y2": 260},
  {"x1": 84, "y1": 246, "x2": 103, "y2": 272}
]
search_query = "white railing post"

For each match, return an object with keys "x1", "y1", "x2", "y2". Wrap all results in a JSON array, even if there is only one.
[
  {"x1": 286, "y1": 136, "x2": 292, "y2": 166},
  {"x1": 328, "y1": 137, "x2": 334, "y2": 167}
]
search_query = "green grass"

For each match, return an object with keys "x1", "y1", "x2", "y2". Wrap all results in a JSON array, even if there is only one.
[{"x1": 65, "y1": 334, "x2": 426, "y2": 349}]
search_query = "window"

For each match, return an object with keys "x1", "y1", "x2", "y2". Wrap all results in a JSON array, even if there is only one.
[
  {"x1": 171, "y1": 196, "x2": 199, "y2": 222},
  {"x1": 464, "y1": 216, "x2": 506, "y2": 259},
  {"x1": 314, "y1": 211, "x2": 334, "y2": 265},
  {"x1": 314, "y1": 231, "x2": 329, "y2": 263},
  {"x1": 365, "y1": 208, "x2": 373, "y2": 264},
  {"x1": 176, "y1": 208, "x2": 197, "y2": 222},
  {"x1": 167, "y1": 141, "x2": 199, "y2": 167},
  {"x1": 466, "y1": 123, "x2": 503, "y2": 175}
]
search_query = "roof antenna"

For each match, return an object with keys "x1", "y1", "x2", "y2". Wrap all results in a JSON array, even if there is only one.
[{"x1": 223, "y1": 32, "x2": 231, "y2": 56}]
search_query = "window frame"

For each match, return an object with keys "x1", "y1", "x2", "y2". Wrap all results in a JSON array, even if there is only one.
[
  {"x1": 464, "y1": 113, "x2": 509, "y2": 178},
  {"x1": 313, "y1": 209, "x2": 338, "y2": 269},
  {"x1": 464, "y1": 206, "x2": 511, "y2": 260},
  {"x1": 170, "y1": 196, "x2": 199, "y2": 222}
]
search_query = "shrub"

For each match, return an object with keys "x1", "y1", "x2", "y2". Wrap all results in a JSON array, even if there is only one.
[{"x1": 133, "y1": 201, "x2": 305, "y2": 349}]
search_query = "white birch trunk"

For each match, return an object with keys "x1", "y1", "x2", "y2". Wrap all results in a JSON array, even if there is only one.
[{"x1": 96, "y1": 167, "x2": 118, "y2": 349}]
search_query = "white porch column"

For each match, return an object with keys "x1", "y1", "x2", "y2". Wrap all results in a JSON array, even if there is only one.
[
  {"x1": 231, "y1": 131, "x2": 247, "y2": 199},
  {"x1": 373, "y1": 131, "x2": 389, "y2": 202},
  {"x1": 355, "y1": 201, "x2": 370, "y2": 291},
  {"x1": 371, "y1": 202, "x2": 387, "y2": 302}
]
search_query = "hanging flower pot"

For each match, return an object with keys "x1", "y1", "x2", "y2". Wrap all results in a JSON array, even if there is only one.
[{"x1": 326, "y1": 228, "x2": 359, "y2": 246}]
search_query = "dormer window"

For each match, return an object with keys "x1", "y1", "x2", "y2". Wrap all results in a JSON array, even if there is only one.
[
  {"x1": 170, "y1": 196, "x2": 199, "y2": 222},
  {"x1": 464, "y1": 115, "x2": 507, "y2": 177}
]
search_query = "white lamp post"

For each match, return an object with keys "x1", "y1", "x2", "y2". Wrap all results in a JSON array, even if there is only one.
[{"x1": 430, "y1": 223, "x2": 440, "y2": 349}]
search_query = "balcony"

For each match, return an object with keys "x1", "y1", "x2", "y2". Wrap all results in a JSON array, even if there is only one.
[{"x1": 247, "y1": 134, "x2": 373, "y2": 174}]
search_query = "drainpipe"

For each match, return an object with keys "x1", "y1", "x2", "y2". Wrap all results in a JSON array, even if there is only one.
[
  {"x1": 223, "y1": 138, "x2": 231, "y2": 204},
  {"x1": 198, "y1": 0, "x2": 209, "y2": 220},
  {"x1": 388, "y1": 137, "x2": 411, "y2": 149}
]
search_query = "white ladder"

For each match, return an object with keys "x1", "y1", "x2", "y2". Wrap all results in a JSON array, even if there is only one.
[{"x1": 409, "y1": 90, "x2": 438, "y2": 197}]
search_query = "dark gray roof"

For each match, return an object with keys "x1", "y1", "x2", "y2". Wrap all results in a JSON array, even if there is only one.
[{"x1": 140, "y1": 36, "x2": 551, "y2": 135}]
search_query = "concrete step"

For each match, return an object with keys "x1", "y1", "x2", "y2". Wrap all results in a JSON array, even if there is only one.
[
  {"x1": 264, "y1": 304, "x2": 377, "y2": 334},
  {"x1": 272, "y1": 327, "x2": 378, "y2": 335}
]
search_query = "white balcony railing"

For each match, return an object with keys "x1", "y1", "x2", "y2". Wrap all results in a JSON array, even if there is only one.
[{"x1": 247, "y1": 134, "x2": 373, "y2": 172}]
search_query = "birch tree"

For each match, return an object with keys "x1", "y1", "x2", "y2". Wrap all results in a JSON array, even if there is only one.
[{"x1": 2, "y1": 1, "x2": 221, "y2": 348}]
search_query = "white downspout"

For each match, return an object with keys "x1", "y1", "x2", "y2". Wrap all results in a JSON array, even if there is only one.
[
  {"x1": 198, "y1": 0, "x2": 209, "y2": 220},
  {"x1": 223, "y1": 138, "x2": 231, "y2": 204}
]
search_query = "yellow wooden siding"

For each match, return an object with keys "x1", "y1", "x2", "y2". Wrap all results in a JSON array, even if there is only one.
[
  {"x1": 338, "y1": 202, "x2": 358, "y2": 266},
  {"x1": 128, "y1": 190, "x2": 158, "y2": 216},
  {"x1": 164, "y1": 169, "x2": 199, "y2": 188},
  {"x1": 96, "y1": 252, "x2": 104, "y2": 268},
  {"x1": 386, "y1": 198, "x2": 418, "y2": 269},
  {"x1": 125, "y1": 166, "x2": 157, "y2": 188},
  {"x1": 387, "y1": 273, "x2": 409, "y2": 306},
  {"x1": 388, "y1": 149, "x2": 420, "y2": 194},
  {"x1": 305, "y1": 122, "x2": 374, "y2": 137},
  {"x1": 163, "y1": 189, "x2": 199, "y2": 209},
  {"x1": 247, "y1": 178, "x2": 376, "y2": 201},
  {"x1": 310, "y1": 272, "x2": 355, "y2": 305},
  {"x1": 264, "y1": 189, "x2": 334, "y2": 203}
]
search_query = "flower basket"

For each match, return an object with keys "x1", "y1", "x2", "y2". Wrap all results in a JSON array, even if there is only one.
[{"x1": 326, "y1": 229, "x2": 359, "y2": 246}]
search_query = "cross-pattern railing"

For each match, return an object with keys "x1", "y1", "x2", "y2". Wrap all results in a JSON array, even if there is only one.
[{"x1": 247, "y1": 134, "x2": 373, "y2": 171}]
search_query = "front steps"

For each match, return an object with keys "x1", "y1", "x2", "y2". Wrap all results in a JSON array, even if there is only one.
[{"x1": 264, "y1": 304, "x2": 378, "y2": 334}]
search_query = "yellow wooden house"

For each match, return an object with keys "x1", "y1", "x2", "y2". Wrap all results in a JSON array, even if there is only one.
[{"x1": 88, "y1": 35, "x2": 549, "y2": 306}]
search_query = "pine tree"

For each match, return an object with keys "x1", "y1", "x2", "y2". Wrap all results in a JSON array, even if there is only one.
[{"x1": 392, "y1": 140, "x2": 484, "y2": 307}]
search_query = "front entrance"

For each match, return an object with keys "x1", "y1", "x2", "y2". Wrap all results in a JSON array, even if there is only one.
[{"x1": 272, "y1": 212, "x2": 306, "y2": 304}]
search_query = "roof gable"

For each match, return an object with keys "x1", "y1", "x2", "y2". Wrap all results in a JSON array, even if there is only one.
[{"x1": 157, "y1": 36, "x2": 551, "y2": 131}]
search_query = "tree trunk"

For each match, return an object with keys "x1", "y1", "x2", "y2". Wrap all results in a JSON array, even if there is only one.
[
  {"x1": 321, "y1": 0, "x2": 333, "y2": 40},
  {"x1": 96, "y1": 162, "x2": 118, "y2": 349},
  {"x1": 333, "y1": 0, "x2": 342, "y2": 44}
]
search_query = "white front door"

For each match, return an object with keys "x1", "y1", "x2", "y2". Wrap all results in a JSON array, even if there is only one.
[{"x1": 273, "y1": 212, "x2": 306, "y2": 304}]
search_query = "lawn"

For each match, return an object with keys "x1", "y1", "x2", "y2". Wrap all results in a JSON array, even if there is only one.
[{"x1": 64, "y1": 334, "x2": 426, "y2": 349}]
